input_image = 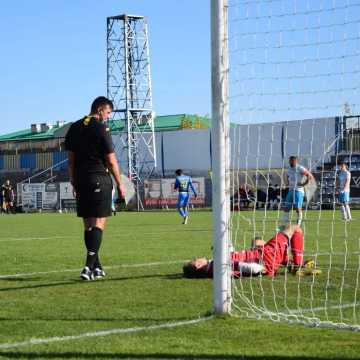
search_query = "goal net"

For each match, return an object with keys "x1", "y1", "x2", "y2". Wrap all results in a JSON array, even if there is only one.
[{"x1": 220, "y1": 0, "x2": 360, "y2": 330}]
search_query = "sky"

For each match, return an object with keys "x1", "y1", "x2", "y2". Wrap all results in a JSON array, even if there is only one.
[
  {"x1": 1, "y1": 1, "x2": 358, "y2": 135},
  {"x1": 227, "y1": 0, "x2": 360, "y2": 124},
  {"x1": 0, "y1": 0, "x2": 210, "y2": 134}
]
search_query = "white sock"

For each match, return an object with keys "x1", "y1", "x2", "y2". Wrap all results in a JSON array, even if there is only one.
[
  {"x1": 297, "y1": 212, "x2": 303, "y2": 226},
  {"x1": 345, "y1": 204, "x2": 352, "y2": 220},
  {"x1": 341, "y1": 205, "x2": 347, "y2": 220},
  {"x1": 283, "y1": 212, "x2": 290, "y2": 224}
]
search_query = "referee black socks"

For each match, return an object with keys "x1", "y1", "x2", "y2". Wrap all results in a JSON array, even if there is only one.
[{"x1": 84, "y1": 227, "x2": 103, "y2": 270}]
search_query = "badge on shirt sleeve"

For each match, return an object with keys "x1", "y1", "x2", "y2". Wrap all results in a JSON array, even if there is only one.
[{"x1": 83, "y1": 116, "x2": 91, "y2": 125}]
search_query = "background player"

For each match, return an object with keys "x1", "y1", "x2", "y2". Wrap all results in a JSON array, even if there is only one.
[
  {"x1": 282, "y1": 156, "x2": 315, "y2": 226},
  {"x1": 2, "y1": 180, "x2": 15, "y2": 214},
  {"x1": 174, "y1": 169, "x2": 197, "y2": 224},
  {"x1": 338, "y1": 162, "x2": 352, "y2": 221},
  {"x1": 183, "y1": 225, "x2": 319, "y2": 278},
  {"x1": 65, "y1": 96, "x2": 125, "y2": 281}
]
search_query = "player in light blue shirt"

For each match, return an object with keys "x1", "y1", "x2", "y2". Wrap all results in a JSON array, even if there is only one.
[
  {"x1": 282, "y1": 156, "x2": 314, "y2": 226},
  {"x1": 337, "y1": 162, "x2": 352, "y2": 221},
  {"x1": 174, "y1": 169, "x2": 197, "y2": 224}
]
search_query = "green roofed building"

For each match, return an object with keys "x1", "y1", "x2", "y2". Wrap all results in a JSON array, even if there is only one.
[
  {"x1": 0, "y1": 114, "x2": 210, "y2": 145},
  {"x1": 0, "y1": 114, "x2": 211, "y2": 176},
  {"x1": 109, "y1": 114, "x2": 210, "y2": 133}
]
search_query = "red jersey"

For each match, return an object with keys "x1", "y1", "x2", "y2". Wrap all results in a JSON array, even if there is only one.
[{"x1": 261, "y1": 232, "x2": 289, "y2": 276}]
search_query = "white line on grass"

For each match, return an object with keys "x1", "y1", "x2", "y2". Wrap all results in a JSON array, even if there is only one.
[
  {"x1": 0, "y1": 316, "x2": 214, "y2": 350},
  {"x1": 0, "y1": 229, "x2": 210, "y2": 243},
  {"x1": 0, "y1": 260, "x2": 187, "y2": 279},
  {"x1": 288, "y1": 302, "x2": 360, "y2": 314}
]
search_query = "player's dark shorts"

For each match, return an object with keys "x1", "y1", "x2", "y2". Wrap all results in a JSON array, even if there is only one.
[{"x1": 75, "y1": 173, "x2": 113, "y2": 218}]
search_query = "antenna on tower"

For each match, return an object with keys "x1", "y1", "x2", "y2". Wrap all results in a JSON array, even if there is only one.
[{"x1": 107, "y1": 14, "x2": 156, "y2": 210}]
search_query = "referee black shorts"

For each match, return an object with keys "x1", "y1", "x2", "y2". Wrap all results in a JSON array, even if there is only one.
[{"x1": 75, "y1": 173, "x2": 113, "y2": 218}]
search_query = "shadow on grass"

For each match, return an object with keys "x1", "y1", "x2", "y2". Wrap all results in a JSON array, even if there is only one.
[
  {"x1": 0, "y1": 277, "x2": 44, "y2": 282},
  {"x1": 0, "y1": 352, "x2": 348, "y2": 360},
  {"x1": 0, "y1": 272, "x2": 185, "y2": 293},
  {"x1": 0, "y1": 280, "x2": 79, "y2": 292}
]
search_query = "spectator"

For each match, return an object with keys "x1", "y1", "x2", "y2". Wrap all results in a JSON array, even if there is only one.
[
  {"x1": 2, "y1": 180, "x2": 15, "y2": 214},
  {"x1": 267, "y1": 183, "x2": 275, "y2": 209}
]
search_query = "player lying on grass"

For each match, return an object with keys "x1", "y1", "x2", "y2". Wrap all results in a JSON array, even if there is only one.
[{"x1": 183, "y1": 225, "x2": 320, "y2": 278}]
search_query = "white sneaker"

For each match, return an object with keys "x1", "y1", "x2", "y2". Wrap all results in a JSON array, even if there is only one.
[
  {"x1": 93, "y1": 268, "x2": 106, "y2": 279},
  {"x1": 80, "y1": 266, "x2": 93, "y2": 281}
]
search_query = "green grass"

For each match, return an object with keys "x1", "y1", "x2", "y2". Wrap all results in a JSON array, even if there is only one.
[{"x1": 0, "y1": 210, "x2": 359, "y2": 359}]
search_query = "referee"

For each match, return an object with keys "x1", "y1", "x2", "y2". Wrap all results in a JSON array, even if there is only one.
[{"x1": 65, "y1": 96, "x2": 125, "y2": 280}]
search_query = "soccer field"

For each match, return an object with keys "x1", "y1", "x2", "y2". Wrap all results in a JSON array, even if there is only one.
[{"x1": 0, "y1": 211, "x2": 360, "y2": 359}]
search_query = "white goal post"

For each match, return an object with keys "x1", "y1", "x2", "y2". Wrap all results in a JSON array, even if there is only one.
[{"x1": 211, "y1": 0, "x2": 232, "y2": 314}]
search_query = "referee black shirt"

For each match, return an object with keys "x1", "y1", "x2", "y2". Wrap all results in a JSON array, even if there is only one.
[{"x1": 65, "y1": 116, "x2": 114, "y2": 180}]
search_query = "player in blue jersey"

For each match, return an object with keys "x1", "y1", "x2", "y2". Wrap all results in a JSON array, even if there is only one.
[{"x1": 174, "y1": 169, "x2": 197, "y2": 224}]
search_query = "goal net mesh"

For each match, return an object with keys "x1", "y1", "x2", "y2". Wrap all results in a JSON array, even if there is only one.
[{"x1": 227, "y1": 0, "x2": 360, "y2": 330}]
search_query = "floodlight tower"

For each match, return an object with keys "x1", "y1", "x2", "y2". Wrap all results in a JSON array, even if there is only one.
[{"x1": 107, "y1": 14, "x2": 156, "y2": 208}]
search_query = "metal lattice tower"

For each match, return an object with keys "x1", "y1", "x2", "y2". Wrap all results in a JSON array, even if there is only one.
[{"x1": 107, "y1": 14, "x2": 156, "y2": 204}]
